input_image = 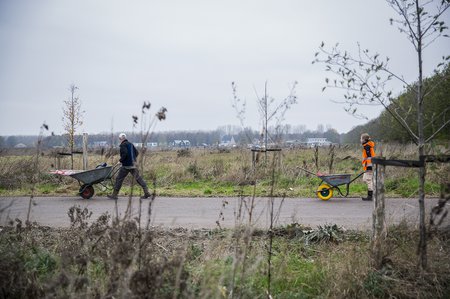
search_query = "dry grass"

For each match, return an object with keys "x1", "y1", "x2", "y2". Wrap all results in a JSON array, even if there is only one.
[
  {"x1": 1, "y1": 141, "x2": 449, "y2": 298},
  {"x1": 0, "y1": 144, "x2": 447, "y2": 198},
  {"x1": 1, "y1": 215, "x2": 448, "y2": 298}
]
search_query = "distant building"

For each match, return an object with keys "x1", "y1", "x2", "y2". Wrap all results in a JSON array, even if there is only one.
[
  {"x1": 135, "y1": 142, "x2": 158, "y2": 148},
  {"x1": 172, "y1": 140, "x2": 191, "y2": 148},
  {"x1": 92, "y1": 141, "x2": 108, "y2": 148},
  {"x1": 285, "y1": 140, "x2": 303, "y2": 147},
  {"x1": 14, "y1": 143, "x2": 27, "y2": 148},
  {"x1": 219, "y1": 135, "x2": 237, "y2": 147},
  {"x1": 306, "y1": 137, "x2": 332, "y2": 147}
]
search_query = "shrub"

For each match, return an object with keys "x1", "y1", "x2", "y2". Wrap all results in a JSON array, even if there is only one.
[{"x1": 177, "y1": 148, "x2": 191, "y2": 157}]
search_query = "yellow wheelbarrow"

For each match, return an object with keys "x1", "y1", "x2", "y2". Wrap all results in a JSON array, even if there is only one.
[{"x1": 299, "y1": 168, "x2": 365, "y2": 200}]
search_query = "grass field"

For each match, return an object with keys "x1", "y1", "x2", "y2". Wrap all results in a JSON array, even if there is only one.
[
  {"x1": 0, "y1": 143, "x2": 448, "y2": 198},
  {"x1": 1, "y1": 144, "x2": 449, "y2": 298}
]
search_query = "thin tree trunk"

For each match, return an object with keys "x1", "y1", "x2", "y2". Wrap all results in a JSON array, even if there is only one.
[
  {"x1": 416, "y1": 0, "x2": 427, "y2": 270},
  {"x1": 264, "y1": 81, "x2": 268, "y2": 162},
  {"x1": 70, "y1": 137, "x2": 74, "y2": 169},
  {"x1": 70, "y1": 148, "x2": 74, "y2": 169},
  {"x1": 70, "y1": 89, "x2": 75, "y2": 170}
]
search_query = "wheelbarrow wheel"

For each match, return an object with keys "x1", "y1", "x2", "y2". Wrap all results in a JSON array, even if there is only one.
[
  {"x1": 79, "y1": 184, "x2": 95, "y2": 199},
  {"x1": 317, "y1": 184, "x2": 333, "y2": 201}
]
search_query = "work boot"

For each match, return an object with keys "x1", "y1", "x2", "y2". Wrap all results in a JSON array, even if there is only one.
[
  {"x1": 107, "y1": 190, "x2": 119, "y2": 200},
  {"x1": 362, "y1": 190, "x2": 373, "y2": 201},
  {"x1": 140, "y1": 190, "x2": 152, "y2": 199}
]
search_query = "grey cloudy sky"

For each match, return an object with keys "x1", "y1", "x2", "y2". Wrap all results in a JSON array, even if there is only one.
[{"x1": 0, "y1": 0, "x2": 449, "y2": 136}]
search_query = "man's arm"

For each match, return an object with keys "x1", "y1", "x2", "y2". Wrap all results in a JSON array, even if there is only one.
[
  {"x1": 133, "y1": 145, "x2": 139, "y2": 158},
  {"x1": 119, "y1": 144, "x2": 128, "y2": 163}
]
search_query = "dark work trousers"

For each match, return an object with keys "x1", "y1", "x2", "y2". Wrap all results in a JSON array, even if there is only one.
[{"x1": 114, "y1": 166, "x2": 148, "y2": 192}]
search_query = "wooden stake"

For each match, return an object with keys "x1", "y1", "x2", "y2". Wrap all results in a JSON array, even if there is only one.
[
  {"x1": 82, "y1": 133, "x2": 88, "y2": 170},
  {"x1": 372, "y1": 159, "x2": 387, "y2": 269}
]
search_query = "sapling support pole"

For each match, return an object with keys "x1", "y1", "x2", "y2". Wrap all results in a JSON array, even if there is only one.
[
  {"x1": 82, "y1": 133, "x2": 88, "y2": 170},
  {"x1": 251, "y1": 148, "x2": 282, "y2": 171},
  {"x1": 372, "y1": 159, "x2": 387, "y2": 269},
  {"x1": 371, "y1": 155, "x2": 450, "y2": 269}
]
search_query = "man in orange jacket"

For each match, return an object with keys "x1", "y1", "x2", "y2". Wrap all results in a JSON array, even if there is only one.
[{"x1": 361, "y1": 133, "x2": 375, "y2": 201}]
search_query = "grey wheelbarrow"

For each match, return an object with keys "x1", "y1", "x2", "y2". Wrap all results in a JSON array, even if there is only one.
[{"x1": 51, "y1": 163, "x2": 120, "y2": 199}]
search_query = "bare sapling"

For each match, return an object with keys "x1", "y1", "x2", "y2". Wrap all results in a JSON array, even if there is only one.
[
  {"x1": 266, "y1": 150, "x2": 285, "y2": 299},
  {"x1": 328, "y1": 144, "x2": 335, "y2": 174},
  {"x1": 130, "y1": 102, "x2": 167, "y2": 268},
  {"x1": 228, "y1": 190, "x2": 259, "y2": 298},
  {"x1": 313, "y1": 145, "x2": 319, "y2": 172},
  {"x1": 231, "y1": 81, "x2": 298, "y2": 161},
  {"x1": 26, "y1": 123, "x2": 50, "y2": 225},
  {"x1": 62, "y1": 84, "x2": 84, "y2": 170}
]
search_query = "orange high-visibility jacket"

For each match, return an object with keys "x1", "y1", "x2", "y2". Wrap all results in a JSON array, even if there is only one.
[{"x1": 362, "y1": 140, "x2": 376, "y2": 171}]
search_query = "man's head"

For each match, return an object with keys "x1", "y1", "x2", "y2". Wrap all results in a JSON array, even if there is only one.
[
  {"x1": 119, "y1": 133, "x2": 127, "y2": 142},
  {"x1": 360, "y1": 133, "x2": 370, "y2": 144}
]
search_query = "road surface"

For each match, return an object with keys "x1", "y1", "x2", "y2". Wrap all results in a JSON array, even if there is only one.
[{"x1": 0, "y1": 196, "x2": 447, "y2": 230}]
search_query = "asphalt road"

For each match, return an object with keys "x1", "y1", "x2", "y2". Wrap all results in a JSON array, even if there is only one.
[{"x1": 0, "y1": 196, "x2": 447, "y2": 230}]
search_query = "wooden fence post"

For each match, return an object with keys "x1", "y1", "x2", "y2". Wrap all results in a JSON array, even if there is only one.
[
  {"x1": 82, "y1": 133, "x2": 88, "y2": 170},
  {"x1": 372, "y1": 158, "x2": 387, "y2": 269}
]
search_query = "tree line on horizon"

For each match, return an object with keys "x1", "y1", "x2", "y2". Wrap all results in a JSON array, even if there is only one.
[{"x1": 0, "y1": 125, "x2": 342, "y2": 149}]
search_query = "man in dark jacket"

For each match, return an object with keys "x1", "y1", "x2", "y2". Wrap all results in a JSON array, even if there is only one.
[{"x1": 107, "y1": 133, "x2": 151, "y2": 199}]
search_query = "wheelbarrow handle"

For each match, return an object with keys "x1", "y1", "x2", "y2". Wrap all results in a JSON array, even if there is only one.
[
  {"x1": 111, "y1": 162, "x2": 121, "y2": 173},
  {"x1": 348, "y1": 171, "x2": 365, "y2": 184},
  {"x1": 297, "y1": 167, "x2": 319, "y2": 176}
]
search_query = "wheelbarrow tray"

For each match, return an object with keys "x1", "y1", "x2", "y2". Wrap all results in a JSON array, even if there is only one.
[
  {"x1": 69, "y1": 166, "x2": 113, "y2": 185},
  {"x1": 318, "y1": 174, "x2": 352, "y2": 187},
  {"x1": 298, "y1": 167, "x2": 365, "y2": 199}
]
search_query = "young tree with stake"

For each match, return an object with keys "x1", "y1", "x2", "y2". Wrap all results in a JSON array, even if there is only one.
[
  {"x1": 313, "y1": 0, "x2": 449, "y2": 270},
  {"x1": 62, "y1": 84, "x2": 84, "y2": 169},
  {"x1": 231, "y1": 81, "x2": 298, "y2": 160}
]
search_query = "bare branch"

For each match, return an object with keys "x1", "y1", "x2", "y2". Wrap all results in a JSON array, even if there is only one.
[
  {"x1": 424, "y1": 107, "x2": 449, "y2": 129},
  {"x1": 231, "y1": 82, "x2": 247, "y2": 128},
  {"x1": 423, "y1": 71, "x2": 449, "y2": 97},
  {"x1": 388, "y1": 0, "x2": 420, "y2": 50},
  {"x1": 420, "y1": 3, "x2": 450, "y2": 38},
  {"x1": 380, "y1": 100, "x2": 419, "y2": 142},
  {"x1": 425, "y1": 119, "x2": 450, "y2": 143}
]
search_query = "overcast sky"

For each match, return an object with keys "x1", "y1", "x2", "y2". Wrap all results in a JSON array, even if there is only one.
[{"x1": 0, "y1": 0, "x2": 448, "y2": 136}]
